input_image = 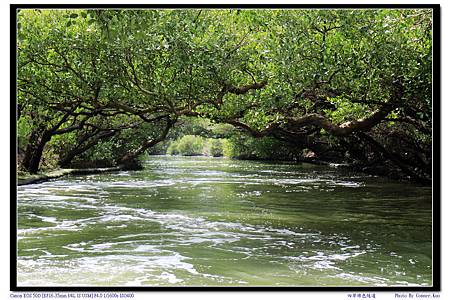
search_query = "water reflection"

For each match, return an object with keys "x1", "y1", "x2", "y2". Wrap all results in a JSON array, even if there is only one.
[{"x1": 17, "y1": 156, "x2": 432, "y2": 286}]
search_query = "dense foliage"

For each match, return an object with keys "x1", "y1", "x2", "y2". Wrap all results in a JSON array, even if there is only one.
[
  {"x1": 17, "y1": 8, "x2": 433, "y2": 183},
  {"x1": 166, "y1": 135, "x2": 227, "y2": 157}
]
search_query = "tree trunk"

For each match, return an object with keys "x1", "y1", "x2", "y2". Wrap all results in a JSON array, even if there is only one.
[
  {"x1": 59, "y1": 130, "x2": 116, "y2": 168},
  {"x1": 356, "y1": 132, "x2": 431, "y2": 184},
  {"x1": 22, "y1": 130, "x2": 52, "y2": 174},
  {"x1": 119, "y1": 118, "x2": 174, "y2": 169}
]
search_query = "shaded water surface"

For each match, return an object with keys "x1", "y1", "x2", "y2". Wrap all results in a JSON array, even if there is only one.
[{"x1": 17, "y1": 156, "x2": 432, "y2": 286}]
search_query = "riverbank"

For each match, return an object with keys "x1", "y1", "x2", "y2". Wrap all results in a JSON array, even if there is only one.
[{"x1": 17, "y1": 166, "x2": 122, "y2": 186}]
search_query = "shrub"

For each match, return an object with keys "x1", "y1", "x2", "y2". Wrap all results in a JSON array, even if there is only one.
[
  {"x1": 167, "y1": 135, "x2": 204, "y2": 156},
  {"x1": 177, "y1": 135, "x2": 204, "y2": 156},
  {"x1": 208, "y1": 138, "x2": 225, "y2": 157},
  {"x1": 166, "y1": 136, "x2": 228, "y2": 157}
]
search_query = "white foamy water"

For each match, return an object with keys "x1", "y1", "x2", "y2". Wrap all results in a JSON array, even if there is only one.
[{"x1": 16, "y1": 156, "x2": 432, "y2": 287}]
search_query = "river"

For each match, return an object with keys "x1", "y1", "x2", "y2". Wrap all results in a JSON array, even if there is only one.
[{"x1": 16, "y1": 156, "x2": 433, "y2": 287}]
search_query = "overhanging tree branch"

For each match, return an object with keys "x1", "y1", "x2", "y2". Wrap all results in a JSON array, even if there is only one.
[{"x1": 285, "y1": 104, "x2": 394, "y2": 137}]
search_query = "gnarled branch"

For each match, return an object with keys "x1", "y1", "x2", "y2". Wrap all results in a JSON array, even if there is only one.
[{"x1": 286, "y1": 105, "x2": 394, "y2": 136}]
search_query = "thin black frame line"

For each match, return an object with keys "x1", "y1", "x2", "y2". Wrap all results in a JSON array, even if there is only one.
[
  {"x1": 10, "y1": 2, "x2": 18, "y2": 292},
  {"x1": 431, "y1": 4, "x2": 441, "y2": 292},
  {"x1": 11, "y1": 4, "x2": 441, "y2": 292},
  {"x1": 10, "y1": 3, "x2": 441, "y2": 9}
]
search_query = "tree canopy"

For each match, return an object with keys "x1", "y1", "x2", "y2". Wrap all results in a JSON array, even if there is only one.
[{"x1": 16, "y1": 8, "x2": 433, "y2": 183}]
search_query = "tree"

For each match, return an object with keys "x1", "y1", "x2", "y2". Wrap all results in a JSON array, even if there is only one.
[
  {"x1": 195, "y1": 9, "x2": 433, "y2": 183},
  {"x1": 17, "y1": 9, "x2": 266, "y2": 172},
  {"x1": 18, "y1": 10, "x2": 106, "y2": 172},
  {"x1": 16, "y1": 9, "x2": 433, "y2": 183}
]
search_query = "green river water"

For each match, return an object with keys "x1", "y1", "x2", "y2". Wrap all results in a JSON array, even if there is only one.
[{"x1": 17, "y1": 156, "x2": 433, "y2": 287}]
